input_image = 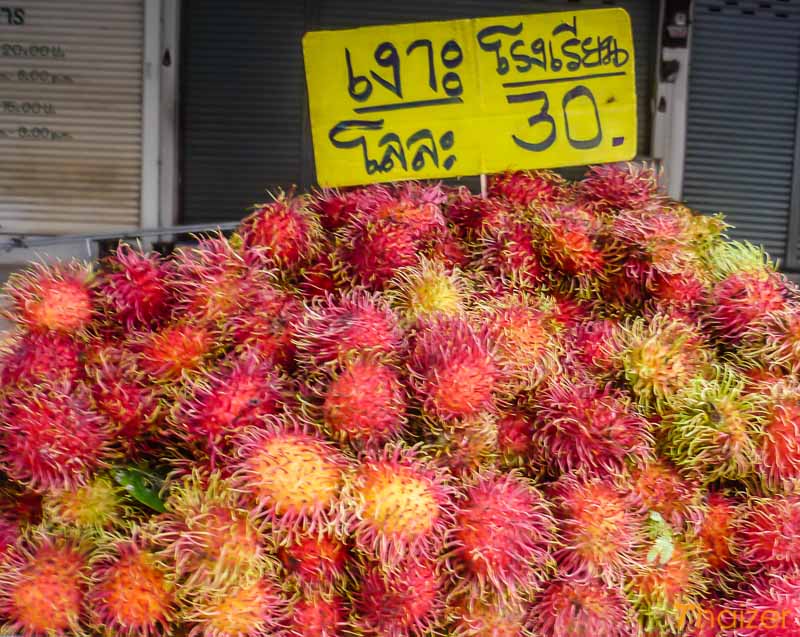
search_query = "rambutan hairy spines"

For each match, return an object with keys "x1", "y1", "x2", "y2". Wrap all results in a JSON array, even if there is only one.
[
  {"x1": 487, "y1": 169, "x2": 570, "y2": 207},
  {"x1": 549, "y1": 475, "x2": 645, "y2": 584},
  {"x1": 88, "y1": 531, "x2": 175, "y2": 637},
  {"x1": 344, "y1": 445, "x2": 454, "y2": 569},
  {"x1": 735, "y1": 494, "x2": 800, "y2": 575},
  {"x1": 239, "y1": 193, "x2": 322, "y2": 271},
  {"x1": 0, "y1": 529, "x2": 89, "y2": 637},
  {"x1": 448, "y1": 595, "x2": 532, "y2": 637},
  {"x1": 98, "y1": 243, "x2": 172, "y2": 328},
  {"x1": 757, "y1": 379, "x2": 800, "y2": 491},
  {"x1": 354, "y1": 558, "x2": 443, "y2": 637},
  {"x1": 305, "y1": 354, "x2": 408, "y2": 448},
  {"x1": 183, "y1": 577, "x2": 288, "y2": 637},
  {"x1": 132, "y1": 321, "x2": 222, "y2": 383},
  {"x1": 287, "y1": 591, "x2": 346, "y2": 637},
  {"x1": 233, "y1": 417, "x2": 350, "y2": 536},
  {"x1": 566, "y1": 317, "x2": 622, "y2": 379},
  {"x1": 533, "y1": 377, "x2": 652, "y2": 478},
  {"x1": 277, "y1": 530, "x2": 349, "y2": 592},
  {"x1": 0, "y1": 381, "x2": 115, "y2": 492},
  {"x1": 477, "y1": 212, "x2": 546, "y2": 291},
  {"x1": 385, "y1": 256, "x2": 468, "y2": 326},
  {"x1": 342, "y1": 216, "x2": 421, "y2": 290},
  {"x1": 0, "y1": 330, "x2": 83, "y2": 389},
  {"x1": 4, "y1": 261, "x2": 94, "y2": 335},
  {"x1": 696, "y1": 491, "x2": 740, "y2": 576},
  {"x1": 579, "y1": 162, "x2": 661, "y2": 215},
  {"x1": 629, "y1": 458, "x2": 704, "y2": 531},
  {"x1": 170, "y1": 350, "x2": 289, "y2": 463},
  {"x1": 662, "y1": 364, "x2": 766, "y2": 483},
  {"x1": 43, "y1": 474, "x2": 128, "y2": 533},
  {"x1": 293, "y1": 290, "x2": 404, "y2": 368},
  {"x1": 617, "y1": 312, "x2": 713, "y2": 415},
  {"x1": 735, "y1": 307, "x2": 800, "y2": 375},
  {"x1": 152, "y1": 470, "x2": 269, "y2": 591},
  {"x1": 626, "y1": 537, "x2": 710, "y2": 634},
  {"x1": 447, "y1": 470, "x2": 556, "y2": 599},
  {"x1": 409, "y1": 315, "x2": 498, "y2": 422},
  {"x1": 531, "y1": 576, "x2": 640, "y2": 637},
  {"x1": 728, "y1": 570, "x2": 800, "y2": 636},
  {"x1": 427, "y1": 411, "x2": 500, "y2": 477}
]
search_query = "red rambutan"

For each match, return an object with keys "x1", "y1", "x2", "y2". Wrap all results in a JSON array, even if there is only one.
[
  {"x1": 345, "y1": 445, "x2": 454, "y2": 569},
  {"x1": 233, "y1": 418, "x2": 350, "y2": 536},
  {"x1": 287, "y1": 592, "x2": 346, "y2": 637},
  {"x1": 531, "y1": 576, "x2": 640, "y2": 637},
  {"x1": 629, "y1": 458, "x2": 703, "y2": 530},
  {"x1": 566, "y1": 317, "x2": 621, "y2": 378},
  {"x1": 736, "y1": 307, "x2": 800, "y2": 375},
  {"x1": 535, "y1": 204, "x2": 606, "y2": 280},
  {"x1": 696, "y1": 491, "x2": 740, "y2": 574},
  {"x1": 4, "y1": 261, "x2": 94, "y2": 334},
  {"x1": 496, "y1": 409, "x2": 535, "y2": 469},
  {"x1": 428, "y1": 411, "x2": 499, "y2": 477},
  {"x1": 578, "y1": 162, "x2": 660, "y2": 215},
  {"x1": 0, "y1": 514, "x2": 20, "y2": 559},
  {"x1": 447, "y1": 470, "x2": 555, "y2": 599},
  {"x1": 88, "y1": 533, "x2": 174, "y2": 637},
  {"x1": 0, "y1": 331, "x2": 83, "y2": 388},
  {"x1": 342, "y1": 217, "x2": 421, "y2": 290},
  {"x1": 448, "y1": 596, "x2": 532, "y2": 637},
  {"x1": 549, "y1": 475, "x2": 645, "y2": 584},
  {"x1": 735, "y1": 494, "x2": 800, "y2": 575},
  {"x1": 0, "y1": 530, "x2": 88, "y2": 637},
  {"x1": 758, "y1": 380, "x2": 800, "y2": 491},
  {"x1": 446, "y1": 188, "x2": 509, "y2": 239},
  {"x1": 171, "y1": 350, "x2": 288, "y2": 464},
  {"x1": 487, "y1": 169, "x2": 570, "y2": 208},
  {"x1": 308, "y1": 354, "x2": 407, "y2": 447},
  {"x1": 239, "y1": 194, "x2": 321, "y2": 270},
  {"x1": 533, "y1": 377, "x2": 651, "y2": 479},
  {"x1": 278, "y1": 531, "x2": 348, "y2": 591},
  {"x1": 409, "y1": 316, "x2": 498, "y2": 422},
  {"x1": 0, "y1": 381, "x2": 114, "y2": 492},
  {"x1": 133, "y1": 322, "x2": 220, "y2": 382},
  {"x1": 354, "y1": 559, "x2": 443, "y2": 637},
  {"x1": 478, "y1": 214, "x2": 546, "y2": 290},
  {"x1": 727, "y1": 571, "x2": 800, "y2": 636},
  {"x1": 294, "y1": 290, "x2": 403, "y2": 368},
  {"x1": 98, "y1": 243, "x2": 172, "y2": 328}
]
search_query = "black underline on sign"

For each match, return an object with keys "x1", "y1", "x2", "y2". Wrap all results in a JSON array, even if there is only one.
[
  {"x1": 353, "y1": 96, "x2": 464, "y2": 113},
  {"x1": 502, "y1": 71, "x2": 627, "y2": 89}
]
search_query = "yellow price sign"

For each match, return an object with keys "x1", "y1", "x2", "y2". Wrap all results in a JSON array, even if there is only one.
[{"x1": 302, "y1": 8, "x2": 637, "y2": 187}]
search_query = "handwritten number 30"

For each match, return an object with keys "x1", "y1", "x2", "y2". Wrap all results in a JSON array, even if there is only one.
[{"x1": 510, "y1": 84, "x2": 603, "y2": 152}]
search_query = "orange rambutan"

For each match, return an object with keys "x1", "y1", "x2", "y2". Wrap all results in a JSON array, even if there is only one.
[
  {"x1": 696, "y1": 491, "x2": 740, "y2": 575},
  {"x1": 88, "y1": 532, "x2": 174, "y2": 637},
  {"x1": 344, "y1": 445, "x2": 454, "y2": 569},
  {"x1": 0, "y1": 530, "x2": 88, "y2": 637},
  {"x1": 448, "y1": 596, "x2": 532, "y2": 637},
  {"x1": 409, "y1": 316, "x2": 498, "y2": 422},
  {"x1": 278, "y1": 530, "x2": 348, "y2": 591},
  {"x1": 233, "y1": 417, "x2": 350, "y2": 536},
  {"x1": 4, "y1": 261, "x2": 94, "y2": 334},
  {"x1": 630, "y1": 458, "x2": 704, "y2": 530},
  {"x1": 132, "y1": 322, "x2": 221, "y2": 383}
]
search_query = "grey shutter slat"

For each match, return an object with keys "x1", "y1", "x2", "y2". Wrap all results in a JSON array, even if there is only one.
[
  {"x1": 180, "y1": 0, "x2": 306, "y2": 224},
  {"x1": 683, "y1": 0, "x2": 800, "y2": 261},
  {"x1": 0, "y1": 0, "x2": 144, "y2": 234}
]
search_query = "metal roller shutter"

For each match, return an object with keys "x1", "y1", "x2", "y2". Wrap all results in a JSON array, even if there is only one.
[
  {"x1": 683, "y1": 0, "x2": 800, "y2": 262},
  {"x1": 180, "y1": 0, "x2": 658, "y2": 224},
  {"x1": 0, "y1": 0, "x2": 145, "y2": 235}
]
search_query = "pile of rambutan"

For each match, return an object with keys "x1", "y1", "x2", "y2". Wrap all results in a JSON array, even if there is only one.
[{"x1": 1, "y1": 165, "x2": 799, "y2": 637}]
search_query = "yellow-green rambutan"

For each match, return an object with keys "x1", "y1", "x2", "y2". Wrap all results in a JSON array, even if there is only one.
[
  {"x1": 549, "y1": 475, "x2": 645, "y2": 584},
  {"x1": 662, "y1": 364, "x2": 766, "y2": 483},
  {"x1": 385, "y1": 257, "x2": 468, "y2": 326},
  {"x1": 344, "y1": 445, "x2": 454, "y2": 569},
  {"x1": 43, "y1": 474, "x2": 128, "y2": 533},
  {"x1": 88, "y1": 530, "x2": 175, "y2": 637},
  {"x1": 409, "y1": 316, "x2": 499, "y2": 422},
  {"x1": 233, "y1": 416, "x2": 350, "y2": 536},
  {"x1": 4, "y1": 261, "x2": 94, "y2": 335},
  {"x1": 447, "y1": 470, "x2": 556, "y2": 600},
  {"x1": 151, "y1": 470, "x2": 269, "y2": 591},
  {"x1": 0, "y1": 528, "x2": 89, "y2": 637},
  {"x1": 617, "y1": 312, "x2": 713, "y2": 415}
]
